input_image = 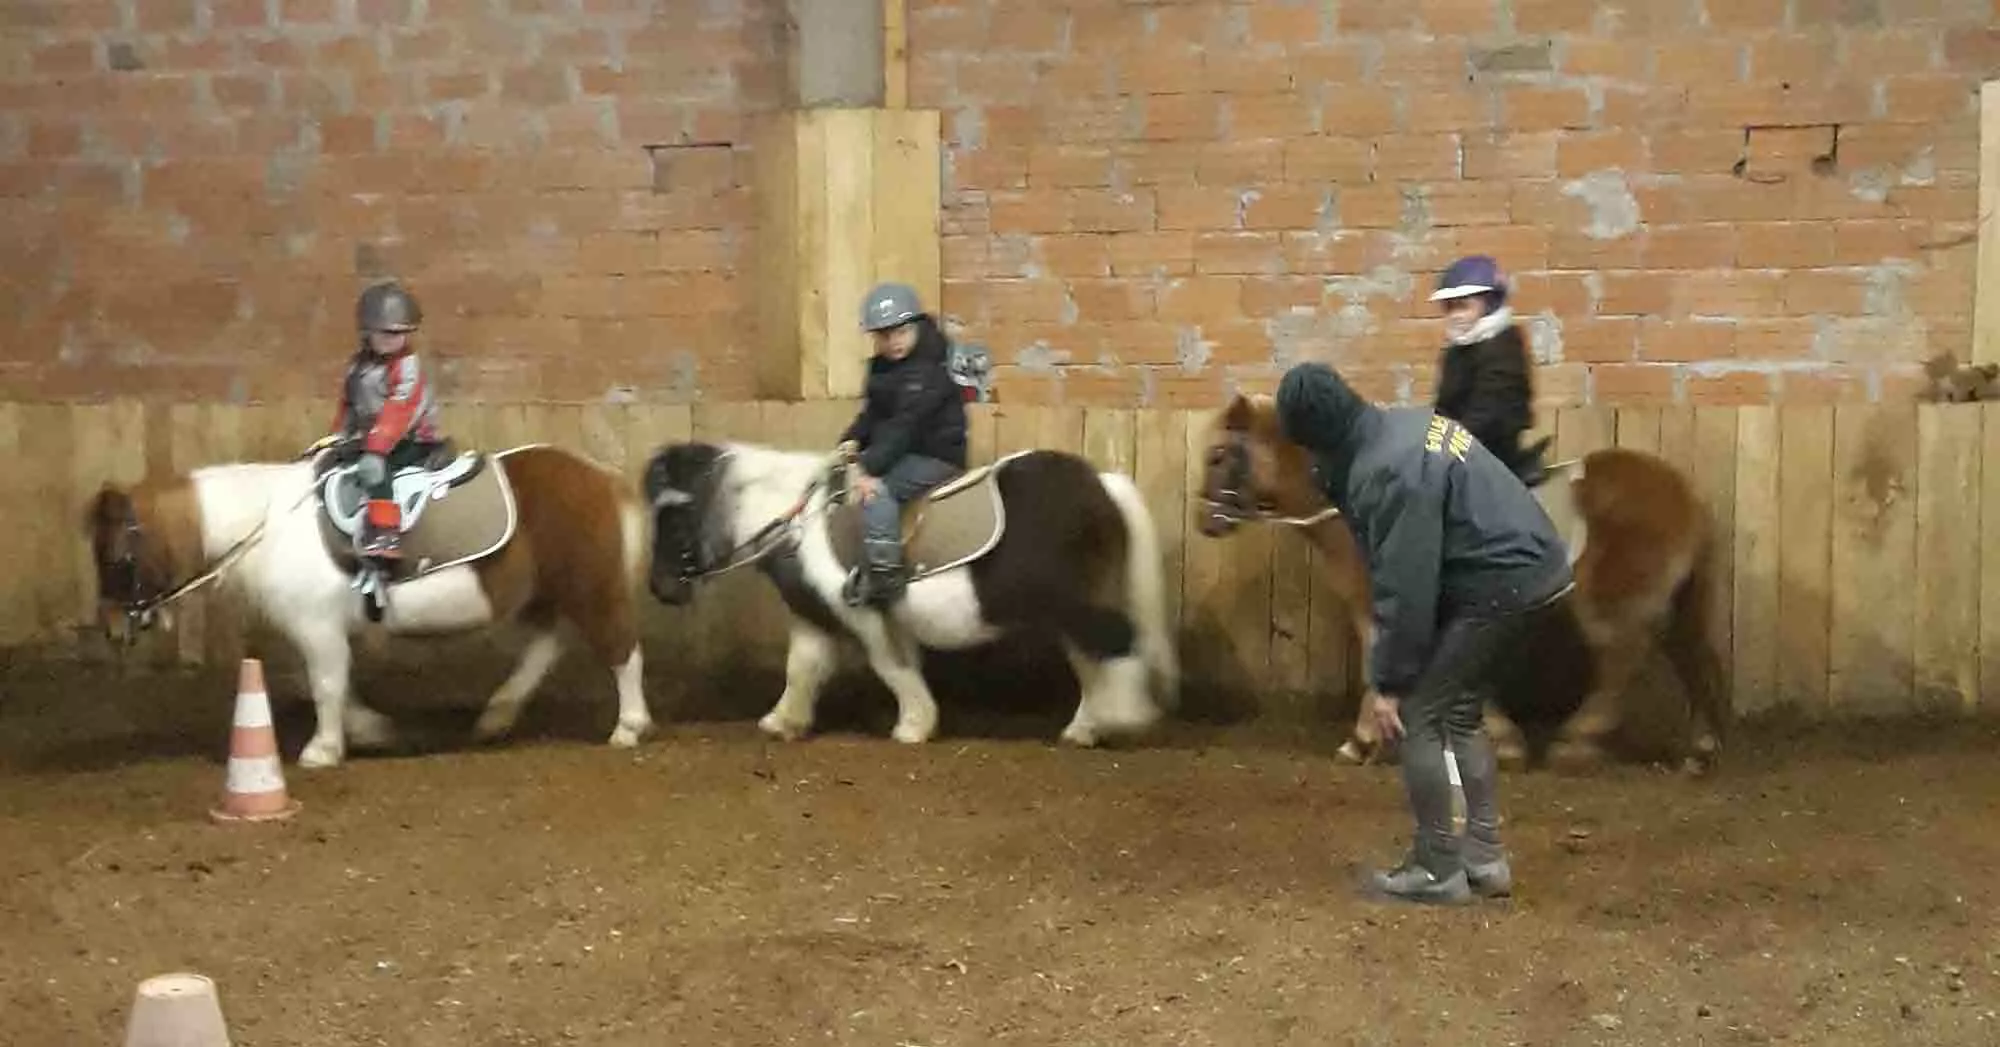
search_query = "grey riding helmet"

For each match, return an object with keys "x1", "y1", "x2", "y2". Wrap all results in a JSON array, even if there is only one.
[
  {"x1": 860, "y1": 282, "x2": 924, "y2": 331},
  {"x1": 358, "y1": 281, "x2": 423, "y2": 333}
]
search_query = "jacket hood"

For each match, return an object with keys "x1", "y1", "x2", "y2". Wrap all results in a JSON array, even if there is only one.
[{"x1": 1275, "y1": 363, "x2": 1379, "y2": 496}]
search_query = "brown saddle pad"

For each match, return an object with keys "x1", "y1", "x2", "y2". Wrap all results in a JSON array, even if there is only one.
[
  {"x1": 826, "y1": 454, "x2": 1021, "y2": 578},
  {"x1": 314, "y1": 448, "x2": 521, "y2": 582}
]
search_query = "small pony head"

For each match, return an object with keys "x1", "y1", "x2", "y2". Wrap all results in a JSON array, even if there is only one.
[
  {"x1": 1196, "y1": 393, "x2": 1324, "y2": 538},
  {"x1": 641, "y1": 441, "x2": 731, "y2": 606},
  {"x1": 82, "y1": 481, "x2": 187, "y2": 645}
]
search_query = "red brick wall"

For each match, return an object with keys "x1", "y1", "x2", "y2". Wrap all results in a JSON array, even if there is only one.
[
  {"x1": 913, "y1": 0, "x2": 1997, "y2": 409},
  {"x1": 0, "y1": 0, "x2": 778, "y2": 404}
]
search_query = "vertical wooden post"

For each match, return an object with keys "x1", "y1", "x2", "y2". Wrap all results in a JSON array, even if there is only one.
[
  {"x1": 755, "y1": 0, "x2": 938, "y2": 401},
  {"x1": 883, "y1": 0, "x2": 908, "y2": 109},
  {"x1": 1975, "y1": 79, "x2": 2000, "y2": 365}
]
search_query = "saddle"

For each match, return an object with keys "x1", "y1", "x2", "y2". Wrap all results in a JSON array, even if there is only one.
[
  {"x1": 825, "y1": 452, "x2": 1026, "y2": 580},
  {"x1": 311, "y1": 443, "x2": 520, "y2": 583}
]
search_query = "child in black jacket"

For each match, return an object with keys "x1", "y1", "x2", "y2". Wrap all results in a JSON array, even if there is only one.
[{"x1": 1429, "y1": 255, "x2": 1550, "y2": 487}]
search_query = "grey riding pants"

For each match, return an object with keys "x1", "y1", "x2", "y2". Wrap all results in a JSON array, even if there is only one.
[
  {"x1": 1397, "y1": 600, "x2": 1547, "y2": 878},
  {"x1": 862, "y1": 454, "x2": 962, "y2": 568}
]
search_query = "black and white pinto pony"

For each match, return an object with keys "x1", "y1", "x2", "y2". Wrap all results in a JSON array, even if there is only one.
[{"x1": 641, "y1": 441, "x2": 1180, "y2": 745}]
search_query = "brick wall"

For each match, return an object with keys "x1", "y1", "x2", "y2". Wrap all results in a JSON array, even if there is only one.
[
  {"x1": 913, "y1": 0, "x2": 1997, "y2": 409},
  {"x1": 0, "y1": 0, "x2": 778, "y2": 404}
]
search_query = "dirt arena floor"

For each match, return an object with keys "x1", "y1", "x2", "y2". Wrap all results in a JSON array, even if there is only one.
[{"x1": 1, "y1": 645, "x2": 1997, "y2": 1047}]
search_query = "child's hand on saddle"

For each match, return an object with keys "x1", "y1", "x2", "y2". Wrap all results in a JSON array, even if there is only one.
[
  {"x1": 355, "y1": 452, "x2": 389, "y2": 488},
  {"x1": 835, "y1": 440, "x2": 860, "y2": 463}
]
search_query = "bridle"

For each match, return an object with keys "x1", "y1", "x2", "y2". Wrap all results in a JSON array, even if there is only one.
[
  {"x1": 100, "y1": 495, "x2": 295, "y2": 642},
  {"x1": 658, "y1": 449, "x2": 850, "y2": 586},
  {"x1": 99, "y1": 456, "x2": 323, "y2": 642},
  {"x1": 1200, "y1": 428, "x2": 1344, "y2": 530}
]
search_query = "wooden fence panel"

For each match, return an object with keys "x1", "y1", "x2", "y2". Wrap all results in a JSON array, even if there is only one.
[
  {"x1": 1828, "y1": 404, "x2": 1917, "y2": 714},
  {"x1": 1732, "y1": 406, "x2": 1782, "y2": 716},
  {"x1": 1776, "y1": 406, "x2": 1834, "y2": 713},
  {"x1": 11, "y1": 397, "x2": 2000, "y2": 728},
  {"x1": 1914, "y1": 405, "x2": 1982, "y2": 712}
]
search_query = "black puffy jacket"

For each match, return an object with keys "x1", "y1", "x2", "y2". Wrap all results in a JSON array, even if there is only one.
[
  {"x1": 1434, "y1": 324, "x2": 1541, "y2": 481},
  {"x1": 840, "y1": 327, "x2": 969, "y2": 477}
]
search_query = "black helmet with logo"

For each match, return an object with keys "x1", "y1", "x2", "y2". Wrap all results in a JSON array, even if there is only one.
[{"x1": 357, "y1": 281, "x2": 423, "y2": 333}]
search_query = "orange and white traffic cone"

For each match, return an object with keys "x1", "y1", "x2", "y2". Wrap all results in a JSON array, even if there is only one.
[
  {"x1": 209, "y1": 658, "x2": 301, "y2": 824},
  {"x1": 122, "y1": 972, "x2": 232, "y2": 1047}
]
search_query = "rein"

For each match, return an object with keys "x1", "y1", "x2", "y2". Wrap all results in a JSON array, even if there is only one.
[
  {"x1": 1201, "y1": 495, "x2": 1343, "y2": 528},
  {"x1": 668, "y1": 450, "x2": 848, "y2": 584}
]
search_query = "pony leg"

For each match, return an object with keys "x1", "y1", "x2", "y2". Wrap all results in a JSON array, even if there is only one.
[
  {"x1": 607, "y1": 643, "x2": 652, "y2": 749},
  {"x1": 1334, "y1": 616, "x2": 1381, "y2": 765},
  {"x1": 1057, "y1": 641, "x2": 1159, "y2": 748},
  {"x1": 473, "y1": 628, "x2": 563, "y2": 743},
  {"x1": 343, "y1": 699, "x2": 398, "y2": 752},
  {"x1": 1485, "y1": 706, "x2": 1528, "y2": 770},
  {"x1": 1055, "y1": 602, "x2": 1159, "y2": 747},
  {"x1": 1663, "y1": 600, "x2": 1728, "y2": 776},
  {"x1": 758, "y1": 622, "x2": 840, "y2": 742},
  {"x1": 1338, "y1": 690, "x2": 1384, "y2": 765},
  {"x1": 1547, "y1": 628, "x2": 1642, "y2": 774},
  {"x1": 856, "y1": 622, "x2": 941, "y2": 744},
  {"x1": 297, "y1": 627, "x2": 356, "y2": 770}
]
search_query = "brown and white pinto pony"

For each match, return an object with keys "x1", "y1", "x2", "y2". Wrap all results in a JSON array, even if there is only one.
[
  {"x1": 1195, "y1": 394, "x2": 1729, "y2": 775},
  {"x1": 641, "y1": 440, "x2": 1178, "y2": 746},
  {"x1": 83, "y1": 444, "x2": 656, "y2": 769}
]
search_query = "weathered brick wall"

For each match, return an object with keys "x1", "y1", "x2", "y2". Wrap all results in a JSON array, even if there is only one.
[
  {"x1": 0, "y1": 0, "x2": 778, "y2": 404},
  {"x1": 914, "y1": 0, "x2": 1997, "y2": 409}
]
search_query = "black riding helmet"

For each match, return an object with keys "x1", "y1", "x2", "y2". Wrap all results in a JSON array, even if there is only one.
[{"x1": 357, "y1": 281, "x2": 422, "y2": 334}]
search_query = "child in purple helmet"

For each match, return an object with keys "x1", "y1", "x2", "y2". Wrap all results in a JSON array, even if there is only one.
[{"x1": 1429, "y1": 255, "x2": 1549, "y2": 486}]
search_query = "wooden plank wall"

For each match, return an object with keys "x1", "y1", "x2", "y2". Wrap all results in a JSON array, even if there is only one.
[{"x1": 8, "y1": 398, "x2": 1994, "y2": 723}]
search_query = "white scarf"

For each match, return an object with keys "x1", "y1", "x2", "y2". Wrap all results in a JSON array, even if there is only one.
[{"x1": 1447, "y1": 304, "x2": 1513, "y2": 347}]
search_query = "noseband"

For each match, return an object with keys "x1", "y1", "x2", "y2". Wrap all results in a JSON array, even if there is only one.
[{"x1": 1201, "y1": 430, "x2": 1343, "y2": 529}]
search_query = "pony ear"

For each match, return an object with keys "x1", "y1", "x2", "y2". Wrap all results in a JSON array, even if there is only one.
[
  {"x1": 1222, "y1": 393, "x2": 1254, "y2": 431},
  {"x1": 81, "y1": 483, "x2": 119, "y2": 537}
]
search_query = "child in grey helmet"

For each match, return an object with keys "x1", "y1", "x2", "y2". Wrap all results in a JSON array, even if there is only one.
[{"x1": 836, "y1": 282, "x2": 970, "y2": 606}]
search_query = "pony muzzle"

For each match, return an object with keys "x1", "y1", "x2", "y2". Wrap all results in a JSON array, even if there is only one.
[{"x1": 1197, "y1": 498, "x2": 1245, "y2": 537}]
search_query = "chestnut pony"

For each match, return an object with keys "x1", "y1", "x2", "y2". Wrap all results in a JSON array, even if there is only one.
[
  {"x1": 1195, "y1": 394, "x2": 1728, "y2": 775},
  {"x1": 84, "y1": 442, "x2": 656, "y2": 769}
]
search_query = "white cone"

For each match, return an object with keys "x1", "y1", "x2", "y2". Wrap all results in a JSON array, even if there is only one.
[{"x1": 123, "y1": 972, "x2": 232, "y2": 1047}]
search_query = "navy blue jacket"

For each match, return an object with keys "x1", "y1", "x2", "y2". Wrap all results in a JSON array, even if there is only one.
[
  {"x1": 1276, "y1": 363, "x2": 1571, "y2": 697},
  {"x1": 840, "y1": 331, "x2": 969, "y2": 477}
]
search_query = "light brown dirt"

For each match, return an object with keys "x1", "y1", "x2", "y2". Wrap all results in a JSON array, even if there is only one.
[{"x1": 0, "y1": 653, "x2": 1996, "y2": 1046}]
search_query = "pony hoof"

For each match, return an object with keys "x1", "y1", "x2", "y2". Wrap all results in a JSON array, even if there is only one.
[
  {"x1": 608, "y1": 721, "x2": 653, "y2": 749},
  {"x1": 1495, "y1": 745, "x2": 1529, "y2": 772},
  {"x1": 891, "y1": 721, "x2": 936, "y2": 745},
  {"x1": 1334, "y1": 739, "x2": 1373, "y2": 766},
  {"x1": 471, "y1": 713, "x2": 518, "y2": 743},
  {"x1": 1060, "y1": 723, "x2": 1100, "y2": 747},
  {"x1": 757, "y1": 712, "x2": 809, "y2": 742},
  {"x1": 1547, "y1": 740, "x2": 1607, "y2": 775},
  {"x1": 298, "y1": 739, "x2": 345, "y2": 769}
]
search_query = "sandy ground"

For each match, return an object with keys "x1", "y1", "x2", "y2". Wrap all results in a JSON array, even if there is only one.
[{"x1": 1, "y1": 648, "x2": 1996, "y2": 1047}]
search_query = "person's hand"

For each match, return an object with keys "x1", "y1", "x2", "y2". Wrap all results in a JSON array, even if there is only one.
[
  {"x1": 836, "y1": 440, "x2": 860, "y2": 462},
  {"x1": 854, "y1": 474, "x2": 883, "y2": 502},
  {"x1": 1369, "y1": 693, "x2": 1405, "y2": 742},
  {"x1": 355, "y1": 451, "x2": 388, "y2": 488}
]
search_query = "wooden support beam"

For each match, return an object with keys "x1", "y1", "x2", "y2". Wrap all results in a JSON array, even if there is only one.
[
  {"x1": 1976, "y1": 79, "x2": 2000, "y2": 366},
  {"x1": 883, "y1": 0, "x2": 907, "y2": 108},
  {"x1": 788, "y1": 0, "x2": 885, "y2": 108},
  {"x1": 754, "y1": 108, "x2": 942, "y2": 401}
]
